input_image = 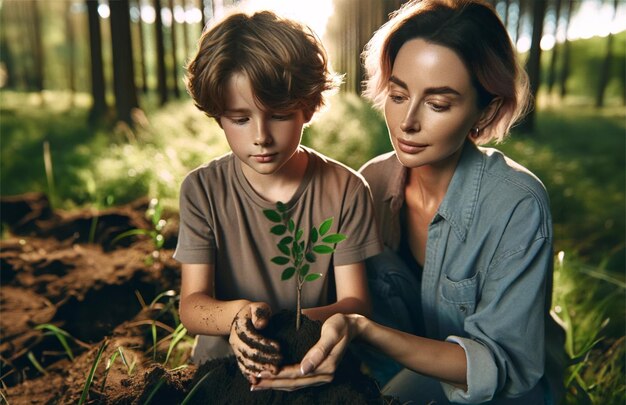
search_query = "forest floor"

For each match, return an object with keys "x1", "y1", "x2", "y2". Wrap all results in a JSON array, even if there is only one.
[{"x1": 0, "y1": 193, "x2": 395, "y2": 404}]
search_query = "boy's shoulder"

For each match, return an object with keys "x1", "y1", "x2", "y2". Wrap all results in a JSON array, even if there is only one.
[{"x1": 304, "y1": 146, "x2": 367, "y2": 185}]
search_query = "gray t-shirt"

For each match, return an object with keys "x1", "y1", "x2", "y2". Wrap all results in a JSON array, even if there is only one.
[{"x1": 174, "y1": 147, "x2": 383, "y2": 312}]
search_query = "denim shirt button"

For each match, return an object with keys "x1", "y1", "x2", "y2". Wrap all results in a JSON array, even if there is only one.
[{"x1": 459, "y1": 305, "x2": 466, "y2": 312}]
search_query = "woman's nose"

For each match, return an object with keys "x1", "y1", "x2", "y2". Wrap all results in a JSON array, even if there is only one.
[{"x1": 400, "y1": 109, "x2": 420, "y2": 133}]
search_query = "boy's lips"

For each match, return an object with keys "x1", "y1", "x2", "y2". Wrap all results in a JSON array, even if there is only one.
[{"x1": 252, "y1": 153, "x2": 278, "y2": 163}]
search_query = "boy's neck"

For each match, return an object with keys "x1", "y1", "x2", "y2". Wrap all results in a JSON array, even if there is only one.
[{"x1": 240, "y1": 148, "x2": 310, "y2": 203}]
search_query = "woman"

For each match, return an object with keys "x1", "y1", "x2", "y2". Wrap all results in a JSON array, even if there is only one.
[{"x1": 252, "y1": 0, "x2": 566, "y2": 403}]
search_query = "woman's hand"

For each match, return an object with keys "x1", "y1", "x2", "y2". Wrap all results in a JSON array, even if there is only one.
[
  {"x1": 229, "y1": 302, "x2": 282, "y2": 383},
  {"x1": 250, "y1": 313, "x2": 363, "y2": 391}
]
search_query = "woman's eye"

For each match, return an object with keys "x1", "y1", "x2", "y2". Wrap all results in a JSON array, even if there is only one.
[
  {"x1": 428, "y1": 102, "x2": 450, "y2": 112},
  {"x1": 389, "y1": 94, "x2": 405, "y2": 104}
]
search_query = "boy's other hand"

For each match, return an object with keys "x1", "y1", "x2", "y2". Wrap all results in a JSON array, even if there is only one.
[{"x1": 230, "y1": 302, "x2": 282, "y2": 383}]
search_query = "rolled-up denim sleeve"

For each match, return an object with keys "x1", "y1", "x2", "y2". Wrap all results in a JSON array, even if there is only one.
[
  {"x1": 442, "y1": 336, "x2": 499, "y2": 402},
  {"x1": 440, "y1": 202, "x2": 552, "y2": 402}
]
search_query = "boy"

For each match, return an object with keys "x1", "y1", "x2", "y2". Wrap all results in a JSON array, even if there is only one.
[{"x1": 174, "y1": 10, "x2": 383, "y2": 383}]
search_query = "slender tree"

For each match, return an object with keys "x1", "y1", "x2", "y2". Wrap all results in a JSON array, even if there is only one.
[
  {"x1": 66, "y1": 1, "x2": 76, "y2": 107},
  {"x1": 559, "y1": 0, "x2": 574, "y2": 98},
  {"x1": 109, "y1": 0, "x2": 140, "y2": 125},
  {"x1": 595, "y1": 0, "x2": 619, "y2": 108},
  {"x1": 518, "y1": 0, "x2": 547, "y2": 133},
  {"x1": 0, "y1": 4, "x2": 16, "y2": 89},
  {"x1": 154, "y1": 0, "x2": 168, "y2": 105},
  {"x1": 546, "y1": 0, "x2": 563, "y2": 95},
  {"x1": 86, "y1": 0, "x2": 107, "y2": 124},
  {"x1": 169, "y1": 0, "x2": 180, "y2": 98},
  {"x1": 29, "y1": 0, "x2": 45, "y2": 94},
  {"x1": 132, "y1": 0, "x2": 149, "y2": 93}
]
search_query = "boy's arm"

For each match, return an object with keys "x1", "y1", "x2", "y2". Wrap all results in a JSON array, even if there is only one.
[
  {"x1": 180, "y1": 263, "x2": 282, "y2": 379},
  {"x1": 179, "y1": 263, "x2": 251, "y2": 335},
  {"x1": 302, "y1": 262, "x2": 371, "y2": 322}
]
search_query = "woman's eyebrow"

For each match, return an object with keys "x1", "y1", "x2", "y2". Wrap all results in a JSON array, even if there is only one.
[
  {"x1": 389, "y1": 75, "x2": 461, "y2": 97},
  {"x1": 223, "y1": 108, "x2": 252, "y2": 114}
]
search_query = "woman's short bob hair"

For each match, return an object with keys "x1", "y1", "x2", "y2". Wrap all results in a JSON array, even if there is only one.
[
  {"x1": 362, "y1": 0, "x2": 530, "y2": 143},
  {"x1": 185, "y1": 10, "x2": 341, "y2": 120}
]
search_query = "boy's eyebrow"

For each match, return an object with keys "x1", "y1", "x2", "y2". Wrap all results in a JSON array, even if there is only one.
[
  {"x1": 223, "y1": 108, "x2": 252, "y2": 115},
  {"x1": 389, "y1": 75, "x2": 461, "y2": 96}
]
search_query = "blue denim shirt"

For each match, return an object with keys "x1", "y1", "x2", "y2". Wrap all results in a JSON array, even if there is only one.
[{"x1": 360, "y1": 141, "x2": 564, "y2": 403}]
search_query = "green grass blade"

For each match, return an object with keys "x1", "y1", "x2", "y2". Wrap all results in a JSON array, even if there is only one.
[
  {"x1": 111, "y1": 228, "x2": 150, "y2": 245},
  {"x1": 27, "y1": 351, "x2": 47, "y2": 375},
  {"x1": 34, "y1": 324, "x2": 75, "y2": 360},
  {"x1": 142, "y1": 377, "x2": 165, "y2": 405},
  {"x1": 180, "y1": 368, "x2": 216, "y2": 405},
  {"x1": 164, "y1": 324, "x2": 187, "y2": 365},
  {"x1": 78, "y1": 340, "x2": 108, "y2": 405}
]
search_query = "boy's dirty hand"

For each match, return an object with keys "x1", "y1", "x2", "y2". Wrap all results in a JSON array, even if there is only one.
[{"x1": 229, "y1": 302, "x2": 282, "y2": 383}]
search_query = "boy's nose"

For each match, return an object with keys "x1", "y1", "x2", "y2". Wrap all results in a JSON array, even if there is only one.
[{"x1": 254, "y1": 125, "x2": 272, "y2": 146}]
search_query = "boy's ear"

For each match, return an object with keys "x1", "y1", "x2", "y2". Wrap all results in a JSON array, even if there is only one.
[
  {"x1": 303, "y1": 109, "x2": 314, "y2": 124},
  {"x1": 476, "y1": 97, "x2": 503, "y2": 130}
]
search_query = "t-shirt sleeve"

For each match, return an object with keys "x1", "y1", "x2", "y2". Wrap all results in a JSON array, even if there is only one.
[
  {"x1": 332, "y1": 179, "x2": 384, "y2": 266},
  {"x1": 173, "y1": 171, "x2": 216, "y2": 264}
]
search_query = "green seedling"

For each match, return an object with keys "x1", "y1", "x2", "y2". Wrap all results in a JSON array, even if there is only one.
[
  {"x1": 35, "y1": 324, "x2": 75, "y2": 360},
  {"x1": 180, "y1": 368, "x2": 216, "y2": 405},
  {"x1": 142, "y1": 377, "x2": 166, "y2": 405},
  {"x1": 111, "y1": 198, "x2": 167, "y2": 265},
  {"x1": 264, "y1": 201, "x2": 347, "y2": 330},
  {"x1": 27, "y1": 351, "x2": 47, "y2": 375},
  {"x1": 164, "y1": 323, "x2": 188, "y2": 366},
  {"x1": 78, "y1": 340, "x2": 108, "y2": 405}
]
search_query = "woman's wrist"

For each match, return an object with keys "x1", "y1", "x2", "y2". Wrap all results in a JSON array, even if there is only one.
[{"x1": 346, "y1": 313, "x2": 368, "y2": 339}]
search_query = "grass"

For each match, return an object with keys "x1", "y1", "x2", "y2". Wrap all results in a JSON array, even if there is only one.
[{"x1": 1, "y1": 90, "x2": 624, "y2": 404}]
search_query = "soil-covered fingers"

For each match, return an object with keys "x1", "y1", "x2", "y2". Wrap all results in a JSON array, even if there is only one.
[{"x1": 229, "y1": 306, "x2": 282, "y2": 380}]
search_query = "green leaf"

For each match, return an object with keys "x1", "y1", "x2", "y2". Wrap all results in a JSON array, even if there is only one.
[
  {"x1": 292, "y1": 242, "x2": 301, "y2": 255},
  {"x1": 299, "y1": 264, "x2": 310, "y2": 277},
  {"x1": 278, "y1": 243, "x2": 290, "y2": 256},
  {"x1": 295, "y1": 229, "x2": 304, "y2": 241},
  {"x1": 319, "y1": 217, "x2": 333, "y2": 235},
  {"x1": 263, "y1": 209, "x2": 282, "y2": 223},
  {"x1": 312, "y1": 245, "x2": 334, "y2": 254},
  {"x1": 111, "y1": 228, "x2": 150, "y2": 245},
  {"x1": 305, "y1": 252, "x2": 316, "y2": 263},
  {"x1": 271, "y1": 256, "x2": 290, "y2": 265},
  {"x1": 270, "y1": 225, "x2": 287, "y2": 235},
  {"x1": 310, "y1": 227, "x2": 318, "y2": 243},
  {"x1": 288, "y1": 219, "x2": 295, "y2": 232},
  {"x1": 276, "y1": 201, "x2": 287, "y2": 212},
  {"x1": 279, "y1": 236, "x2": 294, "y2": 245},
  {"x1": 304, "y1": 273, "x2": 322, "y2": 282},
  {"x1": 281, "y1": 267, "x2": 296, "y2": 280},
  {"x1": 322, "y1": 234, "x2": 347, "y2": 244}
]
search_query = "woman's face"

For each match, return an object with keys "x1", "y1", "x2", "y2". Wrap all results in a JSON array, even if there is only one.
[{"x1": 384, "y1": 38, "x2": 483, "y2": 170}]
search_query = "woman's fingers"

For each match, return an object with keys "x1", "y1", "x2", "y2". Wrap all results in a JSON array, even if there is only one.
[{"x1": 251, "y1": 366, "x2": 335, "y2": 391}]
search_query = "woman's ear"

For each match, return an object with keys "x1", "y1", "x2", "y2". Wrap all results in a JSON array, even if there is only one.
[{"x1": 476, "y1": 97, "x2": 503, "y2": 131}]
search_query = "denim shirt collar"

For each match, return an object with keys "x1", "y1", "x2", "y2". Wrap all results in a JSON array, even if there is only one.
[
  {"x1": 382, "y1": 140, "x2": 484, "y2": 243},
  {"x1": 437, "y1": 140, "x2": 485, "y2": 242}
]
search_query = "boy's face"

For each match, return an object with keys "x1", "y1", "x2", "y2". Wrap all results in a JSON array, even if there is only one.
[{"x1": 219, "y1": 73, "x2": 311, "y2": 178}]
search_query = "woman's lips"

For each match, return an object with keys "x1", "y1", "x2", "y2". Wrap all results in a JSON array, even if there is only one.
[{"x1": 397, "y1": 138, "x2": 427, "y2": 154}]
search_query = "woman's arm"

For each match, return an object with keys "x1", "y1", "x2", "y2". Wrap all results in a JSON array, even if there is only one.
[{"x1": 302, "y1": 262, "x2": 371, "y2": 322}]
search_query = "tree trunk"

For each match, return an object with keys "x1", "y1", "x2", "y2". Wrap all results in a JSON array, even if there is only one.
[
  {"x1": 546, "y1": 0, "x2": 562, "y2": 95},
  {"x1": 133, "y1": 0, "x2": 149, "y2": 93},
  {"x1": 0, "y1": 4, "x2": 16, "y2": 89},
  {"x1": 558, "y1": 0, "x2": 574, "y2": 98},
  {"x1": 514, "y1": 0, "x2": 526, "y2": 45},
  {"x1": 169, "y1": 0, "x2": 180, "y2": 98},
  {"x1": 66, "y1": 1, "x2": 76, "y2": 107},
  {"x1": 518, "y1": 0, "x2": 546, "y2": 134},
  {"x1": 86, "y1": 0, "x2": 108, "y2": 124},
  {"x1": 594, "y1": 0, "x2": 618, "y2": 108},
  {"x1": 30, "y1": 0, "x2": 45, "y2": 94},
  {"x1": 109, "y1": 0, "x2": 140, "y2": 125},
  {"x1": 154, "y1": 0, "x2": 168, "y2": 105}
]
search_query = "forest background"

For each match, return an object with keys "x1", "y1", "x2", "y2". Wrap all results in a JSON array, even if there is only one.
[{"x1": 0, "y1": 0, "x2": 624, "y2": 404}]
